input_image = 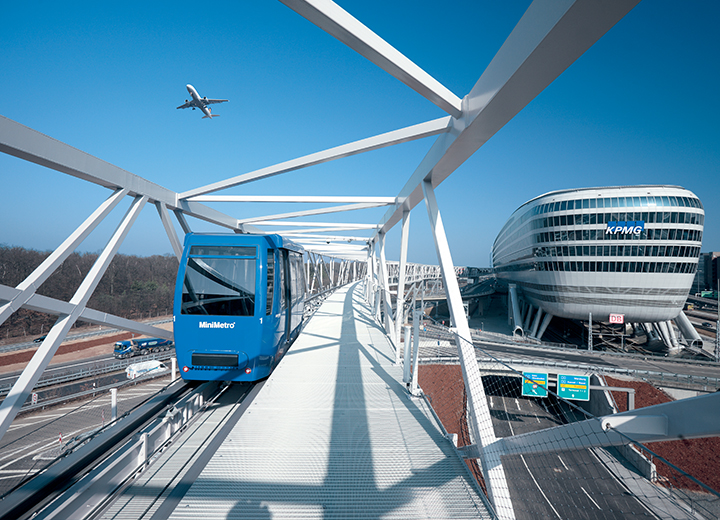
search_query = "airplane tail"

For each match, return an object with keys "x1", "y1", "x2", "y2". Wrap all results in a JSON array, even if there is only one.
[{"x1": 202, "y1": 114, "x2": 220, "y2": 119}]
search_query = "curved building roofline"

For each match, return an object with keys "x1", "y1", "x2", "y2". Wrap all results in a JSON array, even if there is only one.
[{"x1": 517, "y1": 185, "x2": 686, "y2": 213}]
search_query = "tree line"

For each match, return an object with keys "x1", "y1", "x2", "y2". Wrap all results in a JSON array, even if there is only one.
[{"x1": 0, "y1": 245, "x2": 178, "y2": 341}]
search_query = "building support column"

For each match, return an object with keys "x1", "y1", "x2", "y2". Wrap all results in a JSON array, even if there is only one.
[
  {"x1": 674, "y1": 311, "x2": 704, "y2": 349},
  {"x1": 666, "y1": 320, "x2": 681, "y2": 351},
  {"x1": 655, "y1": 321, "x2": 672, "y2": 350},
  {"x1": 536, "y1": 312, "x2": 553, "y2": 341},
  {"x1": 422, "y1": 180, "x2": 513, "y2": 518},
  {"x1": 508, "y1": 284, "x2": 523, "y2": 337},
  {"x1": 530, "y1": 307, "x2": 544, "y2": 339},
  {"x1": 523, "y1": 303, "x2": 534, "y2": 331}
]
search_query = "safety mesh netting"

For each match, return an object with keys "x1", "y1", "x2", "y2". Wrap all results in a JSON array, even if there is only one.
[
  {"x1": 401, "y1": 316, "x2": 720, "y2": 520},
  {"x1": 0, "y1": 376, "x2": 172, "y2": 499}
]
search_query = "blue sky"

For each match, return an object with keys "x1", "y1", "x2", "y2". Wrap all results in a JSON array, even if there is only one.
[{"x1": 0, "y1": 1, "x2": 718, "y2": 267}]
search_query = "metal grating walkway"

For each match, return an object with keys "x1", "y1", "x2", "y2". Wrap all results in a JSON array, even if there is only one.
[{"x1": 106, "y1": 281, "x2": 492, "y2": 519}]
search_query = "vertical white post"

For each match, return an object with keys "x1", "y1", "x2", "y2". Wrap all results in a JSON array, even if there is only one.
[
  {"x1": 378, "y1": 232, "x2": 395, "y2": 345},
  {"x1": 588, "y1": 312, "x2": 593, "y2": 352},
  {"x1": 395, "y1": 209, "x2": 410, "y2": 364},
  {"x1": 139, "y1": 432, "x2": 149, "y2": 468},
  {"x1": 410, "y1": 313, "x2": 421, "y2": 397},
  {"x1": 422, "y1": 180, "x2": 513, "y2": 519},
  {"x1": 403, "y1": 324, "x2": 412, "y2": 382},
  {"x1": 111, "y1": 388, "x2": 118, "y2": 422},
  {"x1": 171, "y1": 357, "x2": 177, "y2": 382}
]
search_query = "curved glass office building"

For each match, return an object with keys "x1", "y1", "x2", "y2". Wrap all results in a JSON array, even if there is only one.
[{"x1": 492, "y1": 186, "x2": 704, "y2": 345}]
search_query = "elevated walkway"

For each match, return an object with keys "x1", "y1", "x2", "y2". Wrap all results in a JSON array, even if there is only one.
[{"x1": 102, "y1": 282, "x2": 492, "y2": 519}]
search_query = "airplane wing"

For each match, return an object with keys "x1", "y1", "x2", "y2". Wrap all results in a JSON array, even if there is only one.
[
  {"x1": 204, "y1": 99, "x2": 228, "y2": 105},
  {"x1": 176, "y1": 101, "x2": 195, "y2": 110}
]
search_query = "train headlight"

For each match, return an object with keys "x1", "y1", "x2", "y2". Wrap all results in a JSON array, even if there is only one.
[
  {"x1": 182, "y1": 366, "x2": 189, "y2": 373},
  {"x1": 245, "y1": 367, "x2": 252, "y2": 374}
]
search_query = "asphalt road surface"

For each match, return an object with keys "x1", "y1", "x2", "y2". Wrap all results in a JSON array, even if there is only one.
[
  {"x1": 483, "y1": 375, "x2": 655, "y2": 519},
  {"x1": 0, "y1": 378, "x2": 169, "y2": 497}
]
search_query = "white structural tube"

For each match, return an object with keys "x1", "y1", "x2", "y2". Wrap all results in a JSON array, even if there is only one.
[
  {"x1": 656, "y1": 321, "x2": 672, "y2": 350},
  {"x1": 523, "y1": 304, "x2": 534, "y2": 331},
  {"x1": 536, "y1": 313, "x2": 553, "y2": 340},
  {"x1": 529, "y1": 307, "x2": 543, "y2": 339},
  {"x1": 666, "y1": 320, "x2": 680, "y2": 351},
  {"x1": 508, "y1": 284, "x2": 524, "y2": 337},
  {"x1": 674, "y1": 311, "x2": 704, "y2": 349}
]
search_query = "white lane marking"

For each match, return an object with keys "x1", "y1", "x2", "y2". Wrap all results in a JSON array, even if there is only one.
[
  {"x1": 581, "y1": 486, "x2": 602, "y2": 510},
  {"x1": 557, "y1": 455, "x2": 569, "y2": 470},
  {"x1": 514, "y1": 398, "x2": 521, "y2": 410},
  {"x1": 520, "y1": 454, "x2": 563, "y2": 519}
]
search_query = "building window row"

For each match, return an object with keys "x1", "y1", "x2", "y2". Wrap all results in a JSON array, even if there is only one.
[
  {"x1": 534, "y1": 244, "x2": 701, "y2": 259},
  {"x1": 496, "y1": 260, "x2": 698, "y2": 274},
  {"x1": 532, "y1": 210, "x2": 703, "y2": 230},
  {"x1": 533, "y1": 194, "x2": 702, "y2": 215},
  {"x1": 496, "y1": 210, "x2": 703, "y2": 250},
  {"x1": 538, "y1": 260, "x2": 697, "y2": 274},
  {"x1": 534, "y1": 228, "x2": 702, "y2": 244}
]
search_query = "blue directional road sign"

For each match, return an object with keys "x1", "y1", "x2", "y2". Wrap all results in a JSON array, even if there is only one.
[
  {"x1": 521, "y1": 372, "x2": 548, "y2": 398},
  {"x1": 557, "y1": 374, "x2": 590, "y2": 401}
]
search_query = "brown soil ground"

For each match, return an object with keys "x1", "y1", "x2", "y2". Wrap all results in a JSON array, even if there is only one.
[
  {"x1": 605, "y1": 376, "x2": 720, "y2": 494},
  {"x1": 419, "y1": 364, "x2": 487, "y2": 494},
  {"x1": 0, "y1": 320, "x2": 173, "y2": 375},
  {"x1": 418, "y1": 365, "x2": 718, "y2": 496}
]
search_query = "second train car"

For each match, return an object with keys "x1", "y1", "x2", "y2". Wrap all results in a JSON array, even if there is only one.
[{"x1": 173, "y1": 233, "x2": 306, "y2": 382}]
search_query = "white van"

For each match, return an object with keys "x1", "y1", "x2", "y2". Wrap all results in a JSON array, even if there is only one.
[{"x1": 125, "y1": 360, "x2": 169, "y2": 380}]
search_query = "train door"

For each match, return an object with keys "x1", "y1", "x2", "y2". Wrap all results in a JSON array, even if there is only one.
[{"x1": 280, "y1": 249, "x2": 292, "y2": 346}]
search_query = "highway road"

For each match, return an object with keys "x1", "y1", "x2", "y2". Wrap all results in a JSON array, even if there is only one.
[
  {"x1": 416, "y1": 329, "x2": 720, "y2": 390},
  {"x1": 0, "y1": 378, "x2": 169, "y2": 498},
  {"x1": 483, "y1": 375, "x2": 656, "y2": 519}
]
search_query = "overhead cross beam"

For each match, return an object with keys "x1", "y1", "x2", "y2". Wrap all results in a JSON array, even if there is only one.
[
  {"x1": 373, "y1": 0, "x2": 642, "y2": 238},
  {"x1": 179, "y1": 117, "x2": 451, "y2": 200},
  {"x1": 279, "y1": 0, "x2": 463, "y2": 118}
]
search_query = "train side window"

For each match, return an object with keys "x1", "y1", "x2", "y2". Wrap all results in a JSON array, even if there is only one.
[
  {"x1": 280, "y1": 250, "x2": 288, "y2": 310},
  {"x1": 266, "y1": 249, "x2": 274, "y2": 315}
]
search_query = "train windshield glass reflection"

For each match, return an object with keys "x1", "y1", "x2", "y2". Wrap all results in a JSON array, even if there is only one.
[{"x1": 181, "y1": 247, "x2": 257, "y2": 316}]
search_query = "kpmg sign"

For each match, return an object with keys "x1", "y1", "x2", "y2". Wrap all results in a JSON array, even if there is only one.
[{"x1": 605, "y1": 221, "x2": 645, "y2": 235}]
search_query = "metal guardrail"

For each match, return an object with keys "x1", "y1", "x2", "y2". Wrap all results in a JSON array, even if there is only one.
[
  {"x1": 0, "y1": 351, "x2": 174, "y2": 398},
  {"x1": 419, "y1": 352, "x2": 720, "y2": 392},
  {"x1": 0, "y1": 318, "x2": 173, "y2": 355}
]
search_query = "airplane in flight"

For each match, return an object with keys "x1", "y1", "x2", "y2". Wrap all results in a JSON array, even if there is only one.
[{"x1": 176, "y1": 84, "x2": 228, "y2": 119}]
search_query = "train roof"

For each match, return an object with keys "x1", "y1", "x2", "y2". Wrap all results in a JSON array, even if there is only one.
[{"x1": 182, "y1": 233, "x2": 305, "y2": 254}]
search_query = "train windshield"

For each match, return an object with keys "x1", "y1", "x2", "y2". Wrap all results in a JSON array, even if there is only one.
[{"x1": 181, "y1": 246, "x2": 256, "y2": 316}]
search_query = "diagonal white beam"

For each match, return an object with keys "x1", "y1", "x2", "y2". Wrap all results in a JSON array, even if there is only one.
[
  {"x1": 375, "y1": 0, "x2": 641, "y2": 238},
  {"x1": 0, "y1": 195, "x2": 148, "y2": 443},
  {"x1": 0, "y1": 188, "x2": 129, "y2": 328},
  {"x1": 279, "y1": 0, "x2": 462, "y2": 117},
  {"x1": 179, "y1": 117, "x2": 451, "y2": 199},
  {"x1": 187, "y1": 195, "x2": 396, "y2": 204},
  {"x1": 0, "y1": 115, "x2": 242, "y2": 232},
  {"x1": 238, "y1": 202, "x2": 392, "y2": 224},
  {"x1": 0, "y1": 285, "x2": 173, "y2": 340},
  {"x1": 155, "y1": 201, "x2": 184, "y2": 260}
]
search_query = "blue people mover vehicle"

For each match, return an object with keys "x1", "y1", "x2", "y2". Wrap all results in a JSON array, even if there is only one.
[{"x1": 173, "y1": 233, "x2": 306, "y2": 382}]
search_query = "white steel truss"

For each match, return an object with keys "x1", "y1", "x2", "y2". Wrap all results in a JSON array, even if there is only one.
[{"x1": 2, "y1": 5, "x2": 703, "y2": 518}]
